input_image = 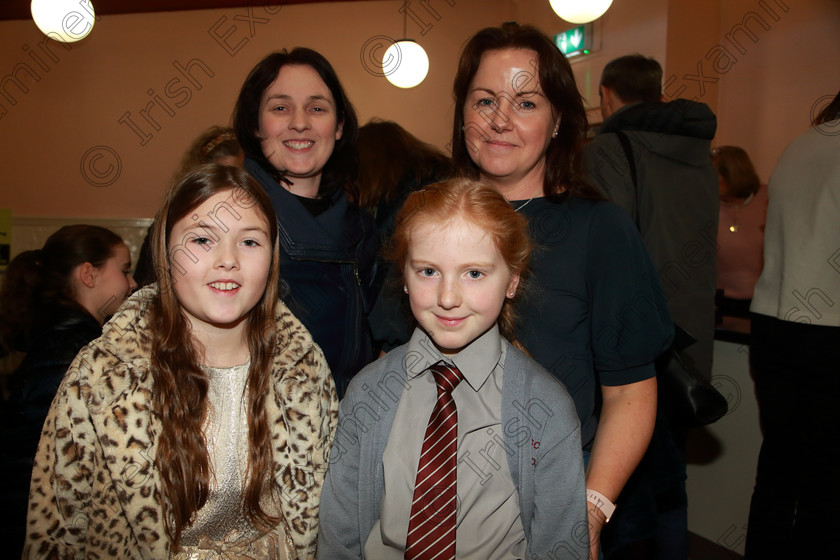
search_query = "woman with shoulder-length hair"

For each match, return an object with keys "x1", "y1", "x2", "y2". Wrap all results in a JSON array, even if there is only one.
[
  {"x1": 23, "y1": 164, "x2": 338, "y2": 559},
  {"x1": 451, "y1": 22, "x2": 673, "y2": 559},
  {"x1": 234, "y1": 48, "x2": 378, "y2": 397}
]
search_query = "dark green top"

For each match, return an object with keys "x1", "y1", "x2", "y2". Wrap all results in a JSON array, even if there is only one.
[{"x1": 514, "y1": 195, "x2": 673, "y2": 449}]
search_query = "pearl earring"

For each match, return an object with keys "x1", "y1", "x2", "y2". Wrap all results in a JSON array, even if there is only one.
[{"x1": 403, "y1": 286, "x2": 408, "y2": 294}]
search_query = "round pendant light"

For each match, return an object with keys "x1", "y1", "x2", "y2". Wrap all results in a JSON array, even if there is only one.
[
  {"x1": 549, "y1": 0, "x2": 613, "y2": 24},
  {"x1": 31, "y1": 0, "x2": 96, "y2": 43},
  {"x1": 383, "y1": 1, "x2": 429, "y2": 89},
  {"x1": 384, "y1": 40, "x2": 429, "y2": 89}
]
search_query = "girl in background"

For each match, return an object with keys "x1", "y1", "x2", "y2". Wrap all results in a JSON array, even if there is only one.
[
  {"x1": 319, "y1": 179, "x2": 587, "y2": 559},
  {"x1": 0, "y1": 224, "x2": 135, "y2": 559},
  {"x1": 24, "y1": 164, "x2": 337, "y2": 559}
]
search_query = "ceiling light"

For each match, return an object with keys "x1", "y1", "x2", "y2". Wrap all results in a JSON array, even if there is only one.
[
  {"x1": 31, "y1": 0, "x2": 96, "y2": 43},
  {"x1": 549, "y1": 0, "x2": 613, "y2": 24}
]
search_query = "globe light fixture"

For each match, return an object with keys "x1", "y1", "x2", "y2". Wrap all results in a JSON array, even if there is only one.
[
  {"x1": 31, "y1": 0, "x2": 96, "y2": 43},
  {"x1": 383, "y1": 2, "x2": 429, "y2": 88},
  {"x1": 384, "y1": 40, "x2": 429, "y2": 89},
  {"x1": 549, "y1": 0, "x2": 613, "y2": 24}
]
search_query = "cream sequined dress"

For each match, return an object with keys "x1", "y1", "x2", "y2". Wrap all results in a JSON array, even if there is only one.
[{"x1": 176, "y1": 363, "x2": 289, "y2": 560}]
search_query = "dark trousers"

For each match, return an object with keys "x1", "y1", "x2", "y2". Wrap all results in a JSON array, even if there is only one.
[{"x1": 745, "y1": 314, "x2": 840, "y2": 559}]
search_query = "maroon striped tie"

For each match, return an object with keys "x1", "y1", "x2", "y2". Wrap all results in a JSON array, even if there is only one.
[{"x1": 405, "y1": 362, "x2": 463, "y2": 560}]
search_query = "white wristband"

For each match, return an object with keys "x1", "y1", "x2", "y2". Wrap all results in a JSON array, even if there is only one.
[{"x1": 586, "y1": 489, "x2": 616, "y2": 523}]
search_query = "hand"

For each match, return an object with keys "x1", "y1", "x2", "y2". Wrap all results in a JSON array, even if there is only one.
[{"x1": 587, "y1": 501, "x2": 607, "y2": 560}]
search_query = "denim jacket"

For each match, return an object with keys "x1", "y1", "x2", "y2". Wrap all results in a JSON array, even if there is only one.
[{"x1": 245, "y1": 158, "x2": 378, "y2": 396}]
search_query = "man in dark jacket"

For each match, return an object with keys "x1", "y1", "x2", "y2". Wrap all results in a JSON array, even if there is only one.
[
  {"x1": 585, "y1": 54, "x2": 719, "y2": 381},
  {"x1": 583, "y1": 54, "x2": 719, "y2": 559}
]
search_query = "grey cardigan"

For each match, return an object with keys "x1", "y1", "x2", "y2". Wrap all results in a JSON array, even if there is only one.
[{"x1": 317, "y1": 340, "x2": 588, "y2": 559}]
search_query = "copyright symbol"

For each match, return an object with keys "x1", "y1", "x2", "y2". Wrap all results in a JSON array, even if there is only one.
[
  {"x1": 360, "y1": 35, "x2": 400, "y2": 77},
  {"x1": 80, "y1": 145, "x2": 122, "y2": 187},
  {"x1": 529, "y1": 204, "x2": 571, "y2": 247},
  {"x1": 711, "y1": 374, "x2": 741, "y2": 416},
  {"x1": 416, "y1": 485, "x2": 459, "y2": 525},
  {"x1": 811, "y1": 95, "x2": 840, "y2": 136}
]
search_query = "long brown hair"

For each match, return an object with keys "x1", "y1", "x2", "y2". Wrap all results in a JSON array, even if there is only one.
[
  {"x1": 388, "y1": 177, "x2": 531, "y2": 340},
  {"x1": 149, "y1": 163, "x2": 281, "y2": 550},
  {"x1": 451, "y1": 22, "x2": 602, "y2": 201},
  {"x1": 357, "y1": 119, "x2": 453, "y2": 209}
]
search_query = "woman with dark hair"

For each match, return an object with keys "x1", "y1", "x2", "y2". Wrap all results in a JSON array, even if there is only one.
[
  {"x1": 451, "y1": 23, "x2": 673, "y2": 558},
  {"x1": 712, "y1": 145, "x2": 768, "y2": 311},
  {"x1": 234, "y1": 48, "x2": 377, "y2": 397},
  {"x1": 0, "y1": 224, "x2": 136, "y2": 558},
  {"x1": 23, "y1": 164, "x2": 338, "y2": 559}
]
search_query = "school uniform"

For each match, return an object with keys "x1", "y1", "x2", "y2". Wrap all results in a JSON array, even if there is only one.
[{"x1": 318, "y1": 325, "x2": 587, "y2": 559}]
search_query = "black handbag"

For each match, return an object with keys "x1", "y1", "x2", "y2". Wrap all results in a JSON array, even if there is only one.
[
  {"x1": 614, "y1": 131, "x2": 728, "y2": 426},
  {"x1": 656, "y1": 325, "x2": 728, "y2": 426}
]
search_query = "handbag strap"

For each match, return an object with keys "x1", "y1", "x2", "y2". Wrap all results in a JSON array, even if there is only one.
[
  {"x1": 614, "y1": 130, "x2": 697, "y2": 352},
  {"x1": 614, "y1": 130, "x2": 641, "y2": 230}
]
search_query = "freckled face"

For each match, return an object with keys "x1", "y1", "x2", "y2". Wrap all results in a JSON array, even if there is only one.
[
  {"x1": 463, "y1": 49, "x2": 559, "y2": 196},
  {"x1": 257, "y1": 64, "x2": 343, "y2": 194},
  {"x1": 404, "y1": 216, "x2": 519, "y2": 355},
  {"x1": 167, "y1": 190, "x2": 272, "y2": 337}
]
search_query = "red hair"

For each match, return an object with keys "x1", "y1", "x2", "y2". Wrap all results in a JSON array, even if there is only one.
[{"x1": 388, "y1": 177, "x2": 531, "y2": 340}]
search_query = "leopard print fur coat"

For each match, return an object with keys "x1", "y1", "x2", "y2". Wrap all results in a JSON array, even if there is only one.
[{"x1": 23, "y1": 286, "x2": 338, "y2": 559}]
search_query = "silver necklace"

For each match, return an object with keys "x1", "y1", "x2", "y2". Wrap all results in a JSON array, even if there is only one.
[{"x1": 515, "y1": 196, "x2": 535, "y2": 212}]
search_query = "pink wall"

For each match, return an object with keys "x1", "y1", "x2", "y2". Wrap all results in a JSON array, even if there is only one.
[
  {"x1": 0, "y1": 0, "x2": 836, "y2": 218},
  {"x1": 0, "y1": 0, "x2": 518, "y2": 218},
  {"x1": 713, "y1": 0, "x2": 840, "y2": 181}
]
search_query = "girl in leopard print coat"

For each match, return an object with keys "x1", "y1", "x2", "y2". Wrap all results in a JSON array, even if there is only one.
[{"x1": 23, "y1": 165, "x2": 338, "y2": 560}]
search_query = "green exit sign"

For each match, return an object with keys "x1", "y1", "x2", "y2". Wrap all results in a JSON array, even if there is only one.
[{"x1": 554, "y1": 24, "x2": 592, "y2": 57}]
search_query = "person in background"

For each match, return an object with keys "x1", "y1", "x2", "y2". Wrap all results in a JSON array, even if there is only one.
[
  {"x1": 357, "y1": 118, "x2": 454, "y2": 240},
  {"x1": 179, "y1": 125, "x2": 245, "y2": 173},
  {"x1": 319, "y1": 179, "x2": 587, "y2": 559},
  {"x1": 23, "y1": 164, "x2": 337, "y2": 559},
  {"x1": 584, "y1": 53, "x2": 718, "y2": 382},
  {"x1": 233, "y1": 48, "x2": 378, "y2": 397},
  {"x1": 450, "y1": 23, "x2": 673, "y2": 559},
  {"x1": 134, "y1": 125, "x2": 245, "y2": 287},
  {"x1": 0, "y1": 225, "x2": 136, "y2": 559},
  {"x1": 358, "y1": 118, "x2": 454, "y2": 353},
  {"x1": 583, "y1": 53, "x2": 719, "y2": 559},
  {"x1": 711, "y1": 146, "x2": 768, "y2": 316},
  {"x1": 745, "y1": 91, "x2": 840, "y2": 559}
]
